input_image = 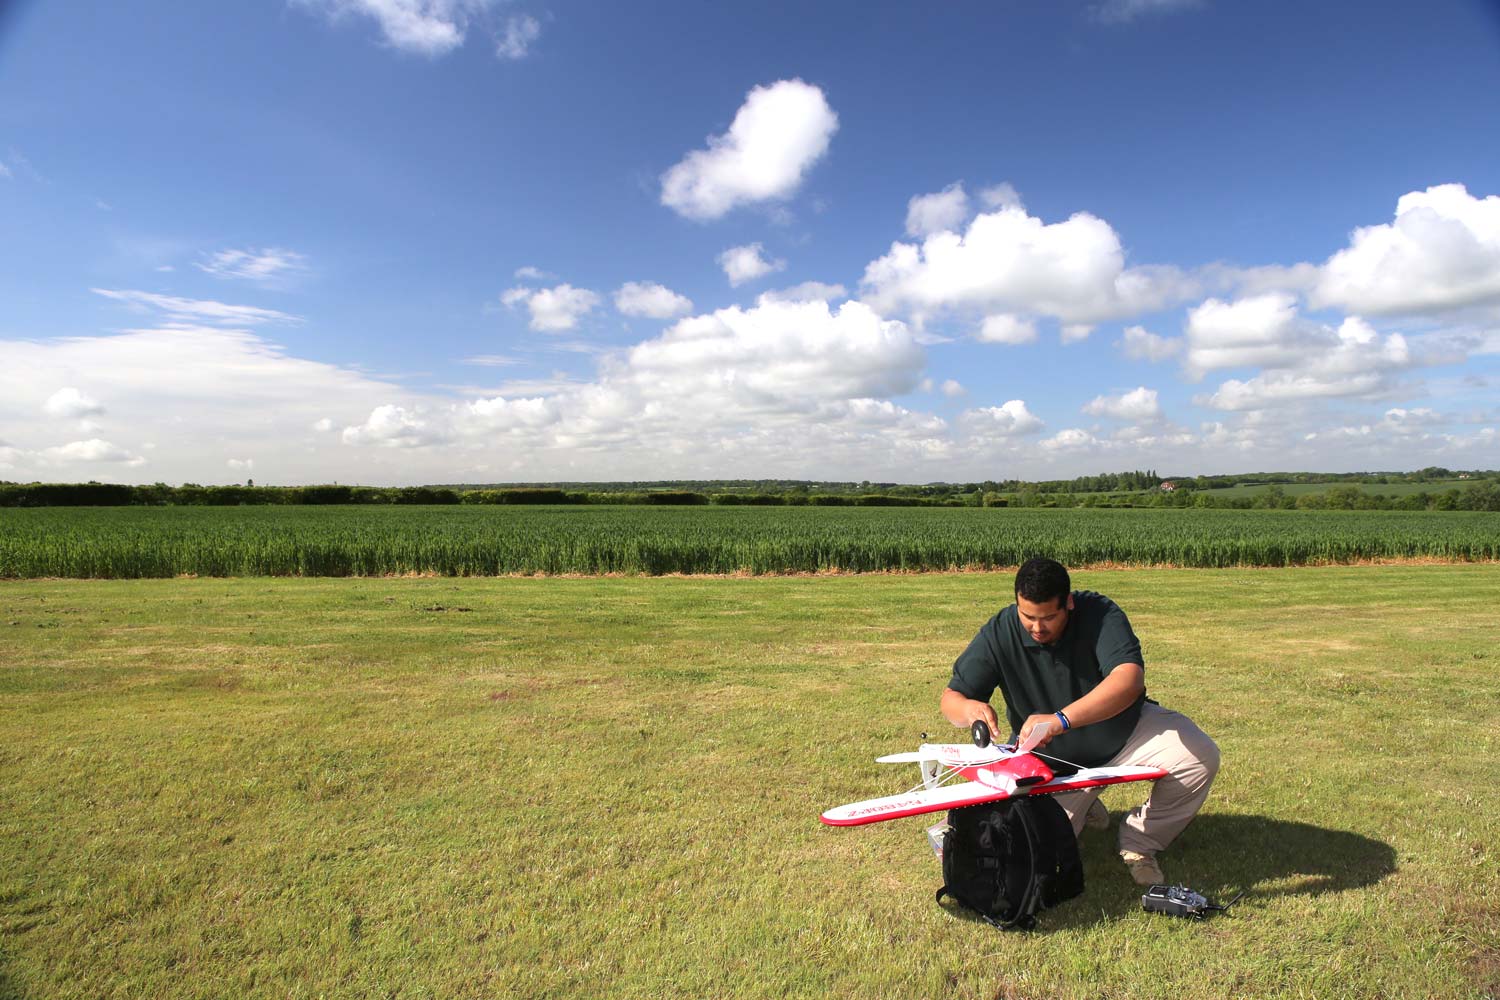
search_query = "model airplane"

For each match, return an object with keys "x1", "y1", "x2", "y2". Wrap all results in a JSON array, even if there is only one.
[{"x1": 820, "y1": 720, "x2": 1167, "y2": 826}]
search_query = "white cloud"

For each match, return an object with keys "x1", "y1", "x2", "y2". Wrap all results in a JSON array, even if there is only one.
[
  {"x1": 43, "y1": 439, "x2": 145, "y2": 466},
  {"x1": 1118, "y1": 324, "x2": 1183, "y2": 362},
  {"x1": 626, "y1": 298, "x2": 923, "y2": 405},
  {"x1": 941, "y1": 379, "x2": 965, "y2": 398},
  {"x1": 660, "y1": 79, "x2": 839, "y2": 221},
  {"x1": 1, "y1": 322, "x2": 421, "y2": 483},
  {"x1": 0, "y1": 160, "x2": 11, "y2": 180},
  {"x1": 1060, "y1": 324, "x2": 1094, "y2": 344},
  {"x1": 1186, "y1": 294, "x2": 1415, "y2": 410},
  {"x1": 718, "y1": 244, "x2": 786, "y2": 287},
  {"x1": 1093, "y1": 0, "x2": 1202, "y2": 24},
  {"x1": 313, "y1": 418, "x2": 335, "y2": 432},
  {"x1": 197, "y1": 247, "x2": 308, "y2": 284},
  {"x1": 614, "y1": 281, "x2": 694, "y2": 319},
  {"x1": 501, "y1": 283, "x2": 600, "y2": 331},
  {"x1": 757, "y1": 281, "x2": 847, "y2": 304},
  {"x1": 296, "y1": 0, "x2": 494, "y2": 56},
  {"x1": 1313, "y1": 184, "x2": 1500, "y2": 316},
  {"x1": 513, "y1": 265, "x2": 556, "y2": 282},
  {"x1": 905, "y1": 183, "x2": 970, "y2": 238},
  {"x1": 1183, "y1": 292, "x2": 1310, "y2": 375},
  {"x1": 227, "y1": 458, "x2": 254, "y2": 471},
  {"x1": 495, "y1": 14, "x2": 540, "y2": 59},
  {"x1": 461, "y1": 354, "x2": 523, "y2": 367},
  {"x1": 979, "y1": 183, "x2": 1023, "y2": 211},
  {"x1": 462, "y1": 394, "x2": 559, "y2": 431},
  {"x1": 1040, "y1": 428, "x2": 1100, "y2": 450},
  {"x1": 1083, "y1": 386, "x2": 1162, "y2": 422},
  {"x1": 44, "y1": 387, "x2": 106, "y2": 419},
  {"x1": 92, "y1": 288, "x2": 300, "y2": 327},
  {"x1": 976, "y1": 314, "x2": 1038, "y2": 345},
  {"x1": 342, "y1": 404, "x2": 449, "y2": 448},
  {"x1": 861, "y1": 202, "x2": 1195, "y2": 325},
  {"x1": 1201, "y1": 371, "x2": 1392, "y2": 411},
  {"x1": 961, "y1": 400, "x2": 1044, "y2": 437}
]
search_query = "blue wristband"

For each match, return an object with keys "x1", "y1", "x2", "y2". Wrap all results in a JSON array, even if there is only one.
[{"x1": 1055, "y1": 710, "x2": 1071, "y2": 731}]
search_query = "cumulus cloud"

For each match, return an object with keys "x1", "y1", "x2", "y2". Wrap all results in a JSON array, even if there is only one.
[
  {"x1": 461, "y1": 394, "x2": 559, "y2": 431},
  {"x1": 1186, "y1": 294, "x2": 1415, "y2": 410},
  {"x1": 1083, "y1": 386, "x2": 1162, "y2": 422},
  {"x1": 43, "y1": 439, "x2": 145, "y2": 466},
  {"x1": 1118, "y1": 325, "x2": 1183, "y2": 362},
  {"x1": 979, "y1": 183, "x2": 1023, "y2": 211},
  {"x1": 614, "y1": 281, "x2": 693, "y2": 319},
  {"x1": 341, "y1": 405, "x2": 449, "y2": 448},
  {"x1": 1040, "y1": 428, "x2": 1101, "y2": 450},
  {"x1": 1183, "y1": 293, "x2": 1306, "y2": 374},
  {"x1": 93, "y1": 288, "x2": 300, "y2": 327},
  {"x1": 906, "y1": 183, "x2": 970, "y2": 238},
  {"x1": 1313, "y1": 184, "x2": 1500, "y2": 316},
  {"x1": 977, "y1": 314, "x2": 1038, "y2": 345},
  {"x1": 861, "y1": 201, "x2": 1195, "y2": 326},
  {"x1": 227, "y1": 458, "x2": 254, "y2": 471},
  {"x1": 718, "y1": 244, "x2": 786, "y2": 287},
  {"x1": 501, "y1": 283, "x2": 600, "y2": 331},
  {"x1": 626, "y1": 298, "x2": 923, "y2": 405},
  {"x1": 941, "y1": 379, "x2": 966, "y2": 398},
  {"x1": 44, "y1": 387, "x2": 106, "y2": 419},
  {"x1": 961, "y1": 400, "x2": 1044, "y2": 437},
  {"x1": 513, "y1": 265, "x2": 556, "y2": 281},
  {"x1": 495, "y1": 13, "x2": 540, "y2": 59},
  {"x1": 660, "y1": 79, "x2": 838, "y2": 221},
  {"x1": 757, "y1": 281, "x2": 847, "y2": 304},
  {"x1": 198, "y1": 247, "x2": 308, "y2": 284},
  {"x1": 295, "y1": 0, "x2": 494, "y2": 56}
]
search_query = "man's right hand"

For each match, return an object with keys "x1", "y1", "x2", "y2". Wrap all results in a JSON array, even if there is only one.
[{"x1": 940, "y1": 688, "x2": 1000, "y2": 738}]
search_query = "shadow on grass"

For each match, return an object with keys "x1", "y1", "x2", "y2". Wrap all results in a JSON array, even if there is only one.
[{"x1": 939, "y1": 814, "x2": 1397, "y2": 932}]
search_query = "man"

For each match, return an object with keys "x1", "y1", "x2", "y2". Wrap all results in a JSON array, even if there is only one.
[{"x1": 940, "y1": 557, "x2": 1219, "y2": 885}]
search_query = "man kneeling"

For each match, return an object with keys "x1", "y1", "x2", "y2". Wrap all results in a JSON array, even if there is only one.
[{"x1": 940, "y1": 557, "x2": 1220, "y2": 885}]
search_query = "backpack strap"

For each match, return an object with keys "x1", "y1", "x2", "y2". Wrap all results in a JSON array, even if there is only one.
[{"x1": 1007, "y1": 798, "x2": 1046, "y2": 926}]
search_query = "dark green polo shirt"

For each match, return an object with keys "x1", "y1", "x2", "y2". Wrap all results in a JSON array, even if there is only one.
[{"x1": 947, "y1": 590, "x2": 1146, "y2": 770}]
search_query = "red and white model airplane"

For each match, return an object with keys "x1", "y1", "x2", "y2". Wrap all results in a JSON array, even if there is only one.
[{"x1": 820, "y1": 720, "x2": 1166, "y2": 827}]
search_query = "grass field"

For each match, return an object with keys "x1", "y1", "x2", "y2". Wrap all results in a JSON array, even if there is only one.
[
  {"x1": 2, "y1": 566, "x2": 1497, "y2": 999},
  {"x1": 5, "y1": 505, "x2": 1500, "y2": 577}
]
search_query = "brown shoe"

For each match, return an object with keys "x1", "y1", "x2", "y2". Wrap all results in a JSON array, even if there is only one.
[
  {"x1": 1084, "y1": 798, "x2": 1110, "y2": 830},
  {"x1": 1120, "y1": 850, "x2": 1164, "y2": 885}
]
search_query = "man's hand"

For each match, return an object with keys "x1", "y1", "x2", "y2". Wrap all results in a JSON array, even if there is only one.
[
  {"x1": 940, "y1": 688, "x2": 1000, "y2": 737},
  {"x1": 1017, "y1": 713, "x2": 1060, "y2": 751}
]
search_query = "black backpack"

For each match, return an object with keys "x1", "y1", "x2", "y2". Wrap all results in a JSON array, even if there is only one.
[{"x1": 935, "y1": 796, "x2": 1084, "y2": 930}]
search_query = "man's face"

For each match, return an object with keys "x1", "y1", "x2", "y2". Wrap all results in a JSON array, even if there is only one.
[{"x1": 1016, "y1": 593, "x2": 1071, "y2": 644}]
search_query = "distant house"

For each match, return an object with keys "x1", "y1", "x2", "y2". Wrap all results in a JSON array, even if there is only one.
[
  {"x1": 1459, "y1": 473, "x2": 1472, "y2": 479},
  {"x1": 1159, "y1": 481, "x2": 1177, "y2": 492}
]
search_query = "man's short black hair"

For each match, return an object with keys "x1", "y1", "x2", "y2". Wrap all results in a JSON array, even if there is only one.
[{"x1": 1015, "y1": 557, "x2": 1070, "y2": 605}]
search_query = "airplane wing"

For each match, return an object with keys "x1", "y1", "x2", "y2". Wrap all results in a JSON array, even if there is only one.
[
  {"x1": 1030, "y1": 765, "x2": 1167, "y2": 795},
  {"x1": 819, "y1": 764, "x2": 1168, "y2": 827},
  {"x1": 820, "y1": 780, "x2": 1013, "y2": 826}
]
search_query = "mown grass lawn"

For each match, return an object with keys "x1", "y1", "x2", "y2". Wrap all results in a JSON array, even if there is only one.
[{"x1": 2, "y1": 566, "x2": 1497, "y2": 999}]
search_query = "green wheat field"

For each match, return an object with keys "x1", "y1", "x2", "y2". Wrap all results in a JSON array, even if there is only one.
[
  {"x1": 4, "y1": 505, "x2": 1500, "y2": 577},
  {"x1": 2, "y1": 564, "x2": 1497, "y2": 999}
]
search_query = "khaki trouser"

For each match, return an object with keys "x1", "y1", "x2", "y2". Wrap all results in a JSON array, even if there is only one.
[{"x1": 1051, "y1": 701, "x2": 1220, "y2": 856}]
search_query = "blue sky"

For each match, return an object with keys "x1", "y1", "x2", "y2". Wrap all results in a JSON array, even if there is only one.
[{"x1": 2, "y1": 0, "x2": 1498, "y2": 485}]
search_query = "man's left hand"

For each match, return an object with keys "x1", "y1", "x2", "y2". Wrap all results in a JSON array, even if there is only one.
[{"x1": 1017, "y1": 713, "x2": 1061, "y2": 750}]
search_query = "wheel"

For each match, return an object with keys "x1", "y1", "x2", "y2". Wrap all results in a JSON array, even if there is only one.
[{"x1": 970, "y1": 719, "x2": 991, "y2": 748}]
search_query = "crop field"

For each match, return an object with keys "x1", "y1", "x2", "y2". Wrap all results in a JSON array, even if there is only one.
[
  {"x1": 1204, "y1": 479, "x2": 1476, "y2": 499},
  {"x1": 4, "y1": 505, "x2": 1500, "y2": 578},
  {"x1": 2, "y1": 565, "x2": 1497, "y2": 999}
]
